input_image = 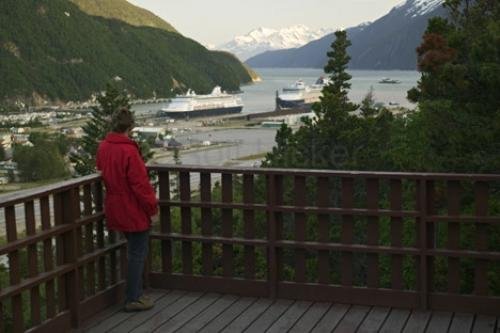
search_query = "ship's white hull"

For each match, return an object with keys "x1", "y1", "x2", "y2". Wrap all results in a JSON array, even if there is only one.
[{"x1": 160, "y1": 106, "x2": 243, "y2": 119}]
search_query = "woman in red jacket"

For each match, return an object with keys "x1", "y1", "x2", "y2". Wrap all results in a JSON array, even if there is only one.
[{"x1": 96, "y1": 108, "x2": 158, "y2": 312}]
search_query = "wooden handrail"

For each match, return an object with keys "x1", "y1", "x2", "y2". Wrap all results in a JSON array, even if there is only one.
[
  {"x1": 149, "y1": 164, "x2": 500, "y2": 180},
  {"x1": 0, "y1": 174, "x2": 100, "y2": 208}
]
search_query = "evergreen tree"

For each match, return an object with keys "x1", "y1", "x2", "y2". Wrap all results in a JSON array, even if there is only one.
[
  {"x1": 265, "y1": 30, "x2": 362, "y2": 169},
  {"x1": 72, "y1": 83, "x2": 130, "y2": 176},
  {"x1": 317, "y1": 30, "x2": 359, "y2": 119},
  {"x1": 265, "y1": 30, "x2": 399, "y2": 171},
  {"x1": 263, "y1": 123, "x2": 297, "y2": 167},
  {"x1": 299, "y1": 30, "x2": 360, "y2": 169},
  {"x1": 406, "y1": 0, "x2": 500, "y2": 172}
]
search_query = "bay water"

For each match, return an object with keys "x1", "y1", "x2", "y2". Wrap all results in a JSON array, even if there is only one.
[{"x1": 133, "y1": 68, "x2": 420, "y2": 115}]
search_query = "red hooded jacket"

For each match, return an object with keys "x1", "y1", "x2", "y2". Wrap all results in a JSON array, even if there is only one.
[{"x1": 96, "y1": 132, "x2": 158, "y2": 232}]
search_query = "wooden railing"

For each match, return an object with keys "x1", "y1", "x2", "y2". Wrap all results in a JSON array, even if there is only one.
[
  {"x1": 0, "y1": 175, "x2": 126, "y2": 333},
  {"x1": 1, "y1": 165, "x2": 499, "y2": 332},
  {"x1": 147, "y1": 165, "x2": 500, "y2": 317}
]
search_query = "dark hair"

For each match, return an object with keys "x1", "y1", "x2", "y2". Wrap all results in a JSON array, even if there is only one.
[{"x1": 111, "y1": 108, "x2": 135, "y2": 133}]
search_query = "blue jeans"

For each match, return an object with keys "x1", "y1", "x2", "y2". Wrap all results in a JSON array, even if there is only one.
[{"x1": 124, "y1": 230, "x2": 149, "y2": 302}]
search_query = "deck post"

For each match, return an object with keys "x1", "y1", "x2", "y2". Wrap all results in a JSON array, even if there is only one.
[
  {"x1": 267, "y1": 174, "x2": 278, "y2": 298},
  {"x1": 61, "y1": 188, "x2": 82, "y2": 328}
]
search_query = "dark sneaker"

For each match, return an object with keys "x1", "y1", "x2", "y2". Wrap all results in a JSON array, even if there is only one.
[{"x1": 124, "y1": 296, "x2": 154, "y2": 312}]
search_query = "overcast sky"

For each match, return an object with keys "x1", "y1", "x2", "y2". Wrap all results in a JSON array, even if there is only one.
[{"x1": 127, "y1": 0, "x2": 405, "y2": 46}]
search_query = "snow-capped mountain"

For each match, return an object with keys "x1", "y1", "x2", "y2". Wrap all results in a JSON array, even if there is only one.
[
  {"x1": 396, "y1": 0, "x2": 443, "y2": 17},
  {"x1": 246, "y1": 0, "x2": 445, "y2": 70},
  {"x1": 218, "y1": 25, "x2": 334, "y2": 61}
]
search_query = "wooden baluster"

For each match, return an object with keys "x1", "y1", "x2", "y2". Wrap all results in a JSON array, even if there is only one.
[
  {"x1": 366, "y1": 178, "x2": 379, "y2": 288},
  {"x1": 53, "y1": 192, "x2": 66, "y2": 312},
  {"x1": 109, "y1": 230, "x2": 118, "y2": 285},
  {"x1": 107, "y1": 182, "x2": 118, "y2": 287},
  {"x1": 221, "y1": 173, "x2": 233, "y2": 277},
  {"x1": 73, "y1": 188, "x2": 85, "y2": 299},
  {"x1": 6, "y1": 205, "x2": 23, "y2": 332},
  {"x1": 419, "y1": 180, "x2": 435, "y2": 310},
  {"x1": 159, "y1": 171, "x2": 172, "y2": 273},
  {"x1": 201, "y1": 172, "x2": 213, "y2": 276},
  {"x1": 266, "y1": 174, "x2": 281, "y2": 298},
  {"x1": 474, "y1": 181, "x2": 489, "y2": 295},
  {"x1": 447, "y1": 180, "x2": 461, "y2": 294},
  {"x1": 62, "y1": 189, "x2": 80, "y2": 327},
  {"x1": 40, "y1": 196, "x2": 56, "y2": 318},
  {"x1": 25, "y1": 200, "x2": 41, "y2": 325},
  {"x1": 0, "y1": 297, "x2": 3, "y2": 333},
  {"x1": 94, "y1": 182, "x2": 106, "y2": 291},
  {"x1": 83, "y1": 184, "x2": 95, "y2": 296},
  {"x1": 180, "y1": 171, "x2": 192, "y2": 275},
  {"x1": 294, "y1": 176, "x2": 306, "y2": 283},
  {"x1": 390, "y1": 179, "x2": 403, "y2": 290},
  {"x1": 243, "y1": 174, "x2": 255, "y2": 280},
  {"x1": 341, "y1": 178, "x2": 354, "y2": 286},
  {"x1": 275, "y1": 175, "x2": 284, "y2": 288},
  {"x1": 415, "y1": 180, "x2": 421, "y2": 292},
  {"x1": 317, "y1": 177, "x2": 330, "y2": 284}
]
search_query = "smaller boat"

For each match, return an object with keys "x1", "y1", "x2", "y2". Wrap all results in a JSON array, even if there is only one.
[{"x1": 379, "y1": 78, "x2": 401, "y2": 84}]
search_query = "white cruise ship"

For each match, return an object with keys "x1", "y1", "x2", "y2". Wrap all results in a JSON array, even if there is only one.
[
  {"x1": 161, "y1": 86, "x2": 243, "y2": 119},
  {"x1": 276, "y1": 77, "x2": 330, "y2": 109}
]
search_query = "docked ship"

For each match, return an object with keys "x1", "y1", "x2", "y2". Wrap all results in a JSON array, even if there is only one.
[
  {"x1": 276, "y1": 77, "x2": 330, "y2": 110},
  {"x1": 160, "y1": 86, "x2": 243, "y2": 119}
]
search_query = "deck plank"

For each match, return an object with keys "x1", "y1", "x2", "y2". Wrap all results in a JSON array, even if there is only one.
[
  {"x1": 152, "y1": 293, "x2": 221, "y2": 332},
  {"x1": 425, "y1": 311, "x2": 452, "y2": 333},
  {"x1": 402, "y1": 310, "x2": 431, "y2": 333},
  {"x1": 84, "y1": 290, "x2": 168, "y2": 333},
  {"x1": 311, "y1": 303, "x2": 350, "y2": 333},
  {"x1": 221, "y1": 298, "x2": 274, "y2": 332},
  {"x1": 201, "y1": 297, "x2": 257, "y2": 333},
  {"x1": 128, "y1": 291, "x2": 204, "y2": 333},
  {"x1": 448, "y1": 313, "x2": 475, "y2": 333},
  {"x1": 332, "y1": 305, "x2": 370, "y2": 333},
  {"x1": 472, "y1": 315, "x2": 497, "y2": 333},
  {"x1": 108, "y1": 290, "x2": 185, "y2": 333},
  {"x1": 357, "y1": 307, "x2": 391, "y2": 333},
  {"x1": 289, "y1": 302, "x2": 331, "y2": 333},
  {"x1": 82, "y1": 303, "x2": 124, "y2": 332},
  {"x1": 266, "y1": 301, "x2": 312, "y2": 333},
  {"x1": 243, "y1": 299, "x2": 294, "y2": 333},
  {"x1": 81, "y1": 290, "x2": 493, "y2": 333},
  {"x1": 175, "y1": 294, "x2": 238, "y2": 332},
  {"x1": 379, "y1": 308, "x2": 410, "y2": 333}
]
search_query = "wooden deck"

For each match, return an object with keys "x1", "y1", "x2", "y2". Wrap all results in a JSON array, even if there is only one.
[{"x1": 80, "y1": 289, "x2": 499, "y2": 333}]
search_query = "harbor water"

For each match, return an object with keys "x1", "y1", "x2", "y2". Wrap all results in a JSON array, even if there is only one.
[{"x1": 132, "y1": 68, "x2": 420, "y2": 115}]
